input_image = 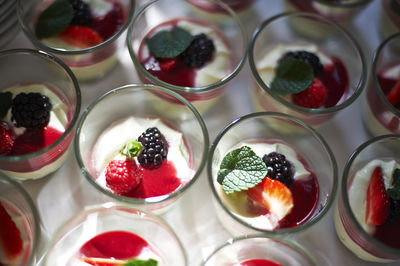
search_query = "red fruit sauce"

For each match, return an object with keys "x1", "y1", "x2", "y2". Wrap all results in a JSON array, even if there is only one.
[
  {"x1": 372, "y1": 218, "x2": 400, "y2": 250},
  {"x1": 241, "y1": 259, "x2": 283, "y2": 266},
  {"x1": 91, "y1": 0, "x2": 125, "y2": 40},
  {"x1": 0, "y1": 203, "x2": 23, "y2": 261}
]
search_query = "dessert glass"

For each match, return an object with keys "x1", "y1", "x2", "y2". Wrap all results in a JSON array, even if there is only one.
[
  {"x1": 0, "y1": 49, "x2": 81, "y2": 180},
  {"x1": 363, "y1": 32, "x2": 400, "y2": 137},
  {"x1": 201, "y1": 235, "x2": 317, "y2": 266},
  {"x1": 17, "y1": 0, "x2": 136, "y2": 81},
  {"x1": 127, "y1": 0, "x2": 247, "y2": 114},
  {"x1": 379, "y1": 0, "x2": 400, "y2": 41},
  {"x1": 0, "y1": 173, "x2": 41, "y2": 266},
  {"x1": 75, "y1": 84, "x2": 209, "y2": 213},
  {"x1": 248, "y1": 12, "x2": 366, "y2": 129},
  {"x1": 44, "y1": 202, "x2": 187, "y2": 265},
  {"x1": 207, "y1": 112, "x2": 337, "y2": 236},
  {"x1": 335, "y1": 134, "x2": 400, "y2": 262}
]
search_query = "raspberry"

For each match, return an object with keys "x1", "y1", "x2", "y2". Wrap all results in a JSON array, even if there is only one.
[
  {"x1": 292, "y1": 78, "x2": 327, "y2": 108},
  {"x1": 262, "y1": 152, "x2": 294, "y2": 187},
  {"x1": 69, "y1": 0, "x2": 92, "y2": 26},
  {"x1": 138, "y1": 127, "x2": 168, "y2": 169},
  {"x1": 0, "y1": 121, "x2": 14, "y2": 155},
  {"x1": 179, "y1": 33, "x2": 215, "y2": 68},
  {"x1": 105, "y1": 159, "x2": 142, "y2": 194},
  {"x1": 282, "y1": 50, "x2": 324, "y2": 77}
]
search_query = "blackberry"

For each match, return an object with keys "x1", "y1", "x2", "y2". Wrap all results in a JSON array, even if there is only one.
[
  {"x1": 69, "y1": 0, "x2": 92, "y2": 26},
  {"x1": 179, "y1": 33, "x2": 215, "y2": 68},
  {"x1": 389, "y1": 198, "x2": 400, "y2": 220},
  {"x1": 282, "y1": 50, "x2": 324, "y2": 77},
  {"x1": 137, "y1": 127, "x2": 168, "y2": 169},
  {"x1": 262, "y1": 152, "x2": 294, "y2": 187},
  {"x1": 11, "y1": 92, "x2": 52, "y2": 129}
]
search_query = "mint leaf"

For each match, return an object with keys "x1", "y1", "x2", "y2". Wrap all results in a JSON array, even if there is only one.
[
  {"x1": 388, "y1": 188, "x2": 400, "y2": 200},
  {"x1": 0, "y1": 92, "x2": 12, "y2": 119},
  {"x1": 121, "y1": 140, "x2": 143, "y2": 158},
  {"x1": 123, "y1": 258, "x2": 158, "y2": 266},
  {"x1": 35, "y1": 0, "x2": 74, "y2": 39},
  {"x1": 392, "y1": 168, "x2": 400, "y2": 187},
  {"x1": 217, "y1": 146, "x2": 267, "y2": 194},
  {"x1": 270, "y1": 56, "x2": 314, "y2": 95},
  {"x1": 145, "y1": 27, "x2": 194, "y2": 58}
]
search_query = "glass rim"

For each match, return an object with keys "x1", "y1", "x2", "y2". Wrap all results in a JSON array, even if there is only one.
[
  {"x1": 341, "y1": 134, "x2": 400, "y2": 256},
  {"x1": 315, "y1": 0, "x2": 373, "y2": 8},
  {"x1": 126, "y1": 0, "x2": 248, "y2": 93},
  {"x1": 201, "y1": 233, "x2": 318, "y2": 265},
  {"x1": 248, "y1": 11, "x2": 367, "y2": 115},
  {"x1": 0, "y1": 173, "x2": 41, "y2": 265},
  {"x1": 43, "y1": 202, "x2": 188, "y2": 265},
  {"x1": 0, "y1": 48, "x2": 81, "y2": 162},
  {"x1": 207, "y1": 111, "x2": 338, "y2": 235},
  {"x1": 372, "y1": 32, "x2": 400, "y2": 118},
  {"x1": 74, "y1": 83, "x2": 210, "y2": 206},
  {"x1": 17, "y1": 0, "x2": 136, "y2": 55}
]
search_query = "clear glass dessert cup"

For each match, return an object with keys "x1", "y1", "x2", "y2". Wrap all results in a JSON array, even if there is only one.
[
  {"x1": 0, "y1": 173, "x2": 41, "y2": 266},
  {"x1": 0, "y1": 49, "x2": 81, "y2": 181},
  {"x1": 207, "y1": 112, "x2": 338, "y2": 236},
  {"x1": 127, "y1": 0, "x2": 247, "y2": 114},
  {"x1": 17, "y1": 0, "x2": 136, "y2": 82},
  {"x1": 201, "y1": 234, "x2": 317, "y2": 266},
  {"x1": 363, "y1": 32, "x2": 400, "y2": 137},
  {"x1": 248, "y1": 12, "x2": 366, "y2": 130},
  {"x1": 334, "y1": 134, "x2": 400, "y2": 263},
  {"x1": 75, "y1": 84, "x2": 209, "y2": 214},
  {"x1": 43, "y1": 202, "x2": 187, "y2": 266},
  {"x1": 379, "y1": 0, "x2": 400, "y2": 41}
]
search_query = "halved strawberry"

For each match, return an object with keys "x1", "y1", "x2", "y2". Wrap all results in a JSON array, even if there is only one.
[
  {"x1": 80, "y1": 257, "x2": 125, "y2": 266},
  {"x1": 0, "y1": 203, "x2": 23, "y2": 260},
  {"x1": 158, "y1": 57, "x2": 177, "y2": 72},
  {"x1": 247, "y1": 177, "x2": 294, "y2": 220},
  {"x1": 59, "y1": 25, "x2": 103, "y2": 49},
  {"x1": 365, "y1": 167, "x2": 390, "y2": 226},
  {"x1": 386, "y1": 80, "x2": 400, "y2": 106}
]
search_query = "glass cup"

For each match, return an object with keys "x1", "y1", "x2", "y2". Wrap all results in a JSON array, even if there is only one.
[
  {"x1": 363, "y1": 32, "x2": 400, "y2": 137},
  {"x1": 335, "y1": 134, "x2": 400, "y2": 262},
  {"x1": 248, "y1": 12, "x2": 366, "y2": 129},
  {"x1": 0, "y1": 49, "x2": 81, "y2": 180},
  {"x1": 201, "y1": 234, "x2": 317, "y2": 266},
  {"x1": 44, "y1": 202, "x2": 187, "y2": 265},
  {"x1": 17, "y1": 0, "x2": 136, "y2": 81},
  {"x1": 284, "y1": 0, "x2": 372, "y2": 24},
  {"x1": 127, "y1": 0, "x2": 247, "y2": 114},
  {"x1": 207, "y1": 112, "x2": 337, "y2": 236},
  {"x1": 75, "y1": 84, "x2": 209, "y2": 214},
  {"x1": 379, "y1": 0, "x2": 400, "y2": 41},
  {"x1": 0, "y1": 173, "x2": 41, "y2": 266}
]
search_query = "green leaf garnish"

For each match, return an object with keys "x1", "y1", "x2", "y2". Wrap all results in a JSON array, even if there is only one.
[
  {"x1": 388, "y1": 168, "x2": 400, "y2": 200},
  {"x1": 121, "y1": 140, "x2": 143, "y2": 158},
  {"x1": 217, "y1": 146, "x2": 267, "y2": 194},
  {"x1": 122, "y1": 258, "x2": 158, "y2": 266},
  {"x1": 270, "y1": 56, "x2": 314, "y2": 95},
  {"x1": 35, "y1": 0, "x2": 74, "y2": 39},
  {"x1": 145, "y1": 27, "x2": 194, "y2": 58},
  {"x1": 0, "y1": 92, "x2": 12, "y2": 119},
  {"x1": 388, "y1": 188, "x2": 400, "y2": 200}
]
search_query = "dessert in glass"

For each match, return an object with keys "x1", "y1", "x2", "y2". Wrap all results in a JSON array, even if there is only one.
[
  {"x1": 127, "y1": 0, "x2": 247, "y2": 114},
  {"x1": 335, "y1": 134, "x2": 400, "y2": 262},
  {"x1": 363, "y1": 32, "x2": 400, "y2": 137},
  {"x1": 17, "y1": 0, "x2": 136, "y2": 81},
  {"x1": 0, "y1": 49, "x2": 81, "y2": 180},
  {"x1": 75, "y1": 84, "x2": 209, "y2": 213},
  {"x1": 248, "y1": 12, "x2": 366, "y2": 130},
  {"x1": 44, "y1": 202, "x2": 187, "y2": 265},
  {"x1": 379, "y1": 0, "x2": 400, "y2": 41},
  {"x1": 201, "y1": 235, "x2": 317, "y2": 266},
  {"x1": 0, "y1": 173, "x2": 41, "y2": 266},
  {"x1": 207, "y1": 112, "x2": 337, "y2": 236}
]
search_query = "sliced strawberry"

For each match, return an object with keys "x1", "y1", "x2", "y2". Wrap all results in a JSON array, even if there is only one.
[
  {"x1": 247, "y1": 177, "x2": 294, "y2": 220},
  {"x1": 365, "y1": 167, "x2": 390, "y2": 226},
  {"x1": 59, "y1": 25, "x2": 103, "y2": 49},
  {"x1": 158, "y1": 57, "x2": 177, "y2": 72},
  {"x1": 80, "y1": 257, "x2": 125, "y2": 266},
  {"x1": 0, "y1": 203, "x2": 23, "y2": 260},
  {"x1": 386, "y1": 80, "x2": 400, "y2": 106}
]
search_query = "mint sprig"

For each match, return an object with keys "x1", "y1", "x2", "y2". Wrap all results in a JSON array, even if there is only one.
[
  {"x1": 217, "y1": 146, "x2": 267, "y2": 194},
  {"x1": 123, "y1": 258, "x2": 158, "y2": 266},
  {"x1": 35, "y1": 0, "x2": 74, "y2": 39},
  {"x1": 270, "y1": 56, "x2": 314, "y2": 95},
  {"x1": 145, "y1": 27, "x2": 194, "y2": 58},
  {"x1": 0, "y1": 92, "x2": 12, "y2": 119},
  {"x1": 388, "y1": 168, "x2": 400, "y2": 200},
  {"x1": 121, "y1": 140, "x2": 143, "y2": 158}
]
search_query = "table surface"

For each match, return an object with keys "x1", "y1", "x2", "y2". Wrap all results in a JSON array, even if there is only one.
[{"x1": 4, "y1": 0, "x2": 400, "y2": 265}]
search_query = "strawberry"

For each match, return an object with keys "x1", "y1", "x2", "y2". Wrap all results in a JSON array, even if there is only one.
[
  {"x1": 0, "y1": 203, "x2": 23, "y2": 260},
  {"x1": 365, "y1": 167, "x2": 390, "y2": 226},
  {"x1": 0, "y1": 121, "x2": 15, "y2": 155},
  {"x1": 59, "y1": 25, "x2": 103, "y2": 49},
  {"x1": 80, "y1": 257, "x2": 125, "y2": 266},
  {"x1": 105, "y1": 159, "x2": 142, "y2": 194},
  {"x1": 247, "y1": 177, "x2": 294, "y2": 220},
  {"x1": 292, "y1": 77, "x2": 327, "y2": 108},
  {"x1": 158, "y1": 57, "x2": 177, "y2": 72},
  {"x1": 386, "y1": 80, "x2": 400, "y2": 106}
]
